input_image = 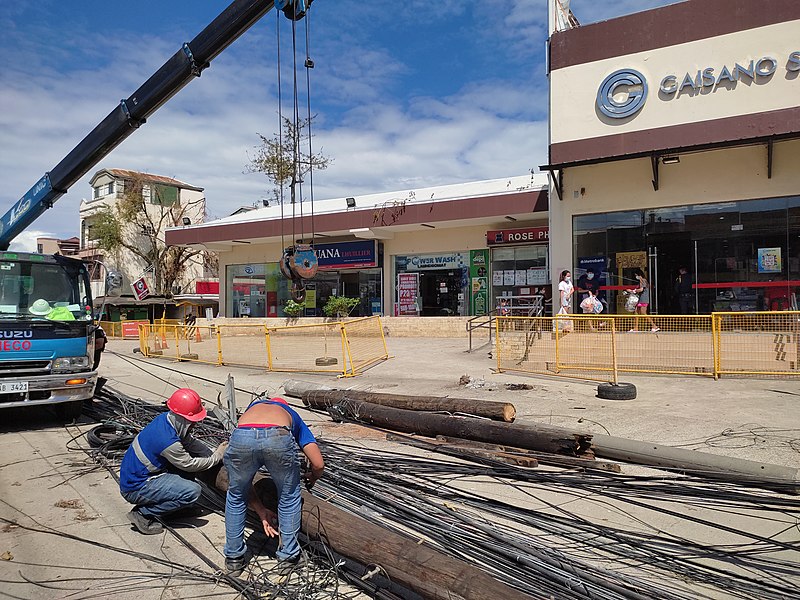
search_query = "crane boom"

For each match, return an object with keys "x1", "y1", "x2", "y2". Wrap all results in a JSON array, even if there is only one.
[{"x1": 0, "y1": 0, "x2": 312, "y2": 250}]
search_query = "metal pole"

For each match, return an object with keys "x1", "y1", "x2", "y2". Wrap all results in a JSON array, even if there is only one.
[
  {"x1": 611, "y1": 318, "x2": 619, "y2": 385},
  {"x1": 694, "y1": 240, "x2": 699, "y2": 314}
]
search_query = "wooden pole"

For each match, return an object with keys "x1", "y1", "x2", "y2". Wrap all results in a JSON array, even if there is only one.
[
  {"x1": 326, "y1": 399, "x2": 591, "y2": 457},
  {"x1": 301, "y1": 388, "x2": 516, "y2": 422},
  {"x1": 208, "y1": 466, "x2": 533, "y2": 600}
]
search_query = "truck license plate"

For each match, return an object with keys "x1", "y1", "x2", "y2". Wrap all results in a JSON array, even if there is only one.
[{"x1": 0, "y1": 381, "x2": 28, "y2": 394}]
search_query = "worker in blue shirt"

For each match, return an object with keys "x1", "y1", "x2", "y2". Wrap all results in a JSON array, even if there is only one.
[
  {"x1": 223, "y1": 396, "x2": 324, "y2": 577},
  {"x1": 119, "y1": 388, "x2": 226, "y2": 535}
]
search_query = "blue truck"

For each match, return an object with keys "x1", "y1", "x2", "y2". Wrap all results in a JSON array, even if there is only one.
[
  {"x1": 0, "y1": 1, "x2": 314, "y2": 419},
  {"x1": 0, "y1": 252, "x2": 120, "y2": 419}
]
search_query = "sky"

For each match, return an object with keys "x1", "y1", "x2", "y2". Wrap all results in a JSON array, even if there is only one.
[{"x1": 0, "y1": 0, "x2": 678, "y2": 251}]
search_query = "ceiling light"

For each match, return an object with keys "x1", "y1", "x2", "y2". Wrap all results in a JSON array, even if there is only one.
[
  {"x1": 662, "y1": 156, "x2": 680, "y2": 164},
  {"x1": 504, "y1": 216, "x2": 517, "y2": 222},
  {"x1": 420, "y1": 223, "x2": 436, "y2": 229}
]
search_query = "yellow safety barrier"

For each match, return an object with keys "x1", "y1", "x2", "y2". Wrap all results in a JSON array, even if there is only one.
[
  {"x1": 218, "y1": 323, "x2": 271, "y2": 369},
  {"x1": 714, "y1": 311, "x2": 800, "y2": 376},
  {"x1": 266, "y1": 321, "x2": 348, "y2": 375},
  {"x1": 138, "y1": 317, "x2": 391, "y2": 377},
  {"x1": 497, "y1": 312, "x2": 799, "y2": 381},
  {"x1": 99, "y1": 320, "x2": 122, "y2": 338},
  {"x1": 340, "y1": 316, "x2": 390, "y2": 377}
]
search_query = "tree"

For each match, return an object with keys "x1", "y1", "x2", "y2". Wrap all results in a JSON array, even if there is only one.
[
  {"x1": 91, "y1": 174, "x2": 204, "y2": 297},
  {"x1": 246, "y1": 115, "x2": 331, "y2": 206}
]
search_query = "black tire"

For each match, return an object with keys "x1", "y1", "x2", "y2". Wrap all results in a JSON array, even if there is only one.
[
  {"x1": 596, "y1": 382, "x2": 637, "y2": 401},
  {"x1": 54, "y1": 400, "x2": 83, "y2": 422}
]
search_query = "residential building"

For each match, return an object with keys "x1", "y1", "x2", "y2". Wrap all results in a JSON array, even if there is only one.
[
  {"x1": 36, "y1": 236, "x2": 80, "y2": 256},
  {"x1": 79, "y1": 168, "x2": 208, "y2": 321}
]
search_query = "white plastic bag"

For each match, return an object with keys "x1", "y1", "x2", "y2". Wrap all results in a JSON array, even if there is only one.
[
  {"x1": 554, "y1": 306, "x2": 573, "y2": 332},
  {"x1": 624, "y1": 292, "x2": 639, "y2": 313}
]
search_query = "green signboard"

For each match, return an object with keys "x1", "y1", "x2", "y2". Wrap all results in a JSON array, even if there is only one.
[{"x1": 469, "y1": 249, "x2": 489, "y2": 316}]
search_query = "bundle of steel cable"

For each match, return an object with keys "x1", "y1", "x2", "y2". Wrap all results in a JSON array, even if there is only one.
[{"x1": 81, "y1": 387, "x2": 800, "y2": 600}]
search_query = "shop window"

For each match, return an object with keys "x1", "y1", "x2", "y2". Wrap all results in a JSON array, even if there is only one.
[
  {"x1": 574, "y1": 197, "x2": 800, "y2": 315},
  {"x1": 491, "y1": 245, "x2": 549, "y2": 314}
]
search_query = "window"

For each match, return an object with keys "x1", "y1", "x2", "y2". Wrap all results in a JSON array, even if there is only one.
[
  {"x1": 92, "y1": 182, "x2": 115, "y2": 199},
  {"x1": 152, "y1": 184, "x2": 178, "y2": 206}
]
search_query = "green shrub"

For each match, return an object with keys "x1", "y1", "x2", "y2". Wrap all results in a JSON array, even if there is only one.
[
  {"x1": 323, "y1": 295, "x2": 359, "y2": 318},
  {"x1": 283, "y1": 299, "x2": 304, "y2": 317}
]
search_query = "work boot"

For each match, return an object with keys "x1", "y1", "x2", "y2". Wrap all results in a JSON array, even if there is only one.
[
  {"x1": 127, "y1": 509, "x2": 163, "y2": 535},
  {"x1": 225, "y1": 554, "x2": 250, "y2": 577}
]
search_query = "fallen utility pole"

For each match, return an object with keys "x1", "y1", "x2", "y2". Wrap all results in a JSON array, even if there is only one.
[
  {"x1": 387, "y1": 433, "x2": 540, "y2": 468},
  {"x1": 591, "y1": 433, "x2": 799, "y2": 493},
  {"x1": 301, "y1": 388, "x2": 516, "y2": 422},
  {"x1": 434, "y1": 435, "x2": 622, "y2": 473},
  {"x1": 209, "y1": 467, "x2": 533, "y2": 600},
  {"x1": 323, "y1": 398, "x2": 592, "y2": 457}
]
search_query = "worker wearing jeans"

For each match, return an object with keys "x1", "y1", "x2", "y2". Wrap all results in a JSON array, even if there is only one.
[{"x1": 223, "y1": 397, "x2": 324, "y2": 576}]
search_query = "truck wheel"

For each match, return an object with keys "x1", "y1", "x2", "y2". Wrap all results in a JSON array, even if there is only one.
[
  {"x1": 596, "y1": 382, "x2": 637, "y2": 401},
  {"x1": 55, "y1": 400, "x2": 83, "y2": 422}
]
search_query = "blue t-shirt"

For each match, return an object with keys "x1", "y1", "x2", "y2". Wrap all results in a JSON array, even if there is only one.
[{"x1": 246, "y1": 399, "x2": 317, "y2": 448}]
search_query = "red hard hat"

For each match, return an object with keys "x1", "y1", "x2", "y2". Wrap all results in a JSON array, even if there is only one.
[
  {"x1": 167, "y1": 388, "x2": 207, "y2": 422},
  {"x1": 270, "y1": 397, "x2": 289, "y2": 405}
]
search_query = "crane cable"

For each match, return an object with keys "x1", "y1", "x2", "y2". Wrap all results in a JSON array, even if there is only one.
[{"x1": 303, "y1": 5, "x2": 316, "y2": 243}]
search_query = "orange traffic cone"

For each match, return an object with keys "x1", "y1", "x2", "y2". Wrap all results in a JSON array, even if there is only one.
[
  {"x1": 195, "y1": 327, "x2": 202, "y2": 343},
  {"x1": 160, "y1": 329, "x2": 168, "y2": 349}
]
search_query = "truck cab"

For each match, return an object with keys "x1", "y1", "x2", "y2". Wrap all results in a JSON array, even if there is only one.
[{"x1": 0, "y1": 251, "x2": 101, "y2": 419}]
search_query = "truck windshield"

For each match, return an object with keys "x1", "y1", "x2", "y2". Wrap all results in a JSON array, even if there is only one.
[{"x1": 0, "y1": 259, "x2": 90, "y2": 321}]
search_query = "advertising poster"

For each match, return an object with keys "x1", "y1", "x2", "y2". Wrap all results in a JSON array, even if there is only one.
[
  {"x1": 469, "y1": 249, "x2": 489, "y2": 315},
  {"x1": 397, "y1": 273, "x2": 420, "y2": 316},
  {"x1": 757, "y1": 247, "x2": 782, "y2": 273}
]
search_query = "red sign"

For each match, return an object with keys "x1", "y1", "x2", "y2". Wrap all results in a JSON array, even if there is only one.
[
  {"x1": 487, "y1": 226, "x2": 549, "y2": 245},
  {"x1": 121, "y1": 320, "x2": 149, "y2": 339},
  {"x1": 397, "y1": 273, "x2": 419, "y2": 316},
  {"x1": 0, "y1": 340, "x2": 32, "y2": 351},
  {"x1": 132, "y1": 277, "x2": 150, "y2": 301}
]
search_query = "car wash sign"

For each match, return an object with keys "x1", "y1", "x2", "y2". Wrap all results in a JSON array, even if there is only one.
[
  {"x1": 487, "y1": 227, "x2": 549, "y2": 246},
  {"x1": 314, "y1": 241, "x2": 377, "y2": 270}
]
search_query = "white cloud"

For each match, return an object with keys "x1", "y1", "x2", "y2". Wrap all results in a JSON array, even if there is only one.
[
  {"x1": 8, "y1": 230, "x2": 51, "y2": 253},
  {"x1": 3, "y1": 0, "x2": 667, "y2": 243}
]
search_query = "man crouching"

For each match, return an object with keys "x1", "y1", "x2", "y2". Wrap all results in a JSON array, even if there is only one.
[{"x1": 119, "y1": 388, "x2": 226, "y2": 534}]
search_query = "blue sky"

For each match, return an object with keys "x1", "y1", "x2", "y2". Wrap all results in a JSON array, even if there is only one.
[{"x1": 0, "y1": 0, "x2": 677, "y2": 250}]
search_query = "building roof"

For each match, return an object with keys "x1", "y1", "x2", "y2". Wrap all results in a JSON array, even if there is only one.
[
  {"x1": 166, "y1": 174, "x2": 549, "y2": 249},
  {"x1": 89, "y1": 168, "x2": 204, "y2": 192}
]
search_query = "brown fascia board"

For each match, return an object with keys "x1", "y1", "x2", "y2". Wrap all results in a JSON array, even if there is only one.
[
  {"x1": 166, "y1": 189, "x2": 548, "y2": 246},
  {"x1": 549, "y1": 0, "x2": 800, "y2": 71},
  {"x1": 549, "y1": 107, "x2": 800, "y2": 167}
]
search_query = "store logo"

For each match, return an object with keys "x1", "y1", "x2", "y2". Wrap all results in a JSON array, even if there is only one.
[{"x1": 596, "y1": 69, "x2": 648, "y2": 119}]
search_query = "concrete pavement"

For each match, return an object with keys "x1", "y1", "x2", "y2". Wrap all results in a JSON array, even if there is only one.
[{"x1": 1, "y1": 336, "x2": 798, "y2": 599}]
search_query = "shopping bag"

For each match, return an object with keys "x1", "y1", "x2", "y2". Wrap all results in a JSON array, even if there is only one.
[
  {"x1": 624, "y1": 292, "x2": 639, "y2": 313},
  {"x1": 554, "y1": 306, "x2": 573, "y2": 332}
]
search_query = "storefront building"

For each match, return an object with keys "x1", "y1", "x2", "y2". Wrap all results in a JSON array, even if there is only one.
[
  {"x1": 545, "y1": 0, "x2": 800, "y2": 314},
  {"x1": 166, "y1": 175, "x2": 549, "y2": 318}
]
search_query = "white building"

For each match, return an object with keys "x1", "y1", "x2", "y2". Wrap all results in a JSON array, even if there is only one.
[{"x1": 79, "y1": 169, "x2": 207, "y2": 320}]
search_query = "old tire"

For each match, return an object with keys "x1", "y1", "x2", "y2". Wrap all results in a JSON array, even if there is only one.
[
  {"x1": 596, "y1": 382, "x2": 637, "y2": 401},
  {"x1": 54, "y1": 400, "x2": 83, "y2": 422}
]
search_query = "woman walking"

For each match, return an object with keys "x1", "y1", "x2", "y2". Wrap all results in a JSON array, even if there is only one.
[
  {"x1": 556, "y1": 269, "x2": 574, "y2": 332},
  {"x1": 630, "y1": 268, "x2": 659, "y2": 332}
]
